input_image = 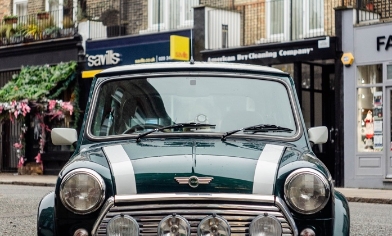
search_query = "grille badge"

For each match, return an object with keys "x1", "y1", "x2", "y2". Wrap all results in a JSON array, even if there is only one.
[{"x1": 175, "y1": 176, "x2": 213, "y2": 188}]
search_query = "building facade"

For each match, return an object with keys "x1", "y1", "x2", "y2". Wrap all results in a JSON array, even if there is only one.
[{"x1": 341, "y1": 7, "x2": 392, "y2": 189}]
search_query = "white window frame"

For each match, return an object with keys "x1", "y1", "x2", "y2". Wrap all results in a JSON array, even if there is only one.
[
  {"x1": 148, "y1": 0, "x2": 170, "y2": 31},
  {"x1": 266, "y1": 0, "x2": 290, "y2": 42},
  {"x1": 303, "y1": 0, "x2": 324, "y2": 37},
  {"x1": 179, "y1": 0, "x2": 198, "y2": 27},
  {"x1": 13, "y1": 0, "x2": 28, "y2": 17}
]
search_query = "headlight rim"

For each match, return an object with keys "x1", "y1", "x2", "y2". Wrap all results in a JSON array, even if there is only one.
[
  {"x1": 107, "y1": 214, "x2": 139, "y2": 236},
  {"x1": 60, "y1": 168, "x2": 106, "y2": 215},
  {"x1": 284, "y1": 168, "x2": 331, "y2": 215}
]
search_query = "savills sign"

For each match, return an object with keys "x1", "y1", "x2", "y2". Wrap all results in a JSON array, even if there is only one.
[{"x1": 86, "y1": 50, "x2": 121, "y2": 67}]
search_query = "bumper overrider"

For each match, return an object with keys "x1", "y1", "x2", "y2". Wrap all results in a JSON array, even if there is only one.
[{"x1": 91, "y1": 193, "x2": 298, "y2": 236}]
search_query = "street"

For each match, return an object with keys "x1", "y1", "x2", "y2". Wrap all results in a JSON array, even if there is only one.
[{"x1": 1, "y1": 184, "x2": 392, "y2": 235}]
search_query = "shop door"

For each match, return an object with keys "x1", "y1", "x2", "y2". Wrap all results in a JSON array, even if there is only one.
[
  {"x1": 300, "y1": 63, "x2": 336, "y2": 181},
  {"x1": 386, "y1": 88, "x2": 392, "y2": 178}
]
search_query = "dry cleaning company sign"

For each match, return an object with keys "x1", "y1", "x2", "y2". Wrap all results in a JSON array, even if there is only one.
[{"x1": 207, "y1": 48, "x2": 314, "y2": 62}]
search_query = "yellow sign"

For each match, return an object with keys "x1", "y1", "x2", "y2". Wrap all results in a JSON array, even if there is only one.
[
  {"x1": 82, "y1": 70, "x2": 103, "y2": 79},
  {"x1": 170, "y1": 35, "x2": 190, "y2": 61}
]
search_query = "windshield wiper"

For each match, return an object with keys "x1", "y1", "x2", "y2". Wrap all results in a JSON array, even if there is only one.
[
  {"x1": 221, "y1": 124, "x2": 293, "y2": 141},
  {"x1": 136, "y1": 122, "x2": 216, "y2": 142}
]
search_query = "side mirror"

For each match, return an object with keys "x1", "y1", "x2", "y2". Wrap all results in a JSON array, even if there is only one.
[
  {"x1": 51, "y1": 128, "x2": 78, "y2": 145},
  {"x1": 308, "y1": 126, "x2": 328, "y2": 144}
]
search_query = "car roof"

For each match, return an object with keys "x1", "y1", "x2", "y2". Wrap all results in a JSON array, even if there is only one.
[{"x1": 96, "y1": 61, "x2": 289, "y2": 77}]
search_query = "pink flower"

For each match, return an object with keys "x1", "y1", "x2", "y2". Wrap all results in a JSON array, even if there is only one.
[
  {"x1": 13, "y1": 142, "x2": 22, "y2": 149},
  {"x1": 62, "y1": 102, "x2": 73, "y2": 115},
  {"x1": 21, "y1": 102, "x2": 31, "y2": 116},
  {"x1": 35, "y1": 153, "x2": 42, "y2": 163},
  {"x1": 48, "y1": 100, "x2": 56, "y2": 111},
  {"x1": 14, "y1": 110, "x2": 18, "y2": 118},
  {"x1": 17, "y1": 156, "x2": 24, "y2": 168},
  {"x1": 0, "y1": 105, "x2": 3, "y2": 114}
]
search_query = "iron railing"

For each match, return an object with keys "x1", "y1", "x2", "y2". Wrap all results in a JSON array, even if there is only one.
[{"x1": 0, "y1": 7, "x2": 77, "y2": 47}]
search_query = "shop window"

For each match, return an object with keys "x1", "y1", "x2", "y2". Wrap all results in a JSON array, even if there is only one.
[
  {"x1": 13, "y1": 0, "x2": 27, "y2": 17},
  {"x1": 387, "y1": 64, "x2": 392, "y2": 80},
  {"x1": 222, "y1": 24, "x2": 228, "y2": 49},
  {"x1": 357, "y1": 64, "x2": 383, "y2": 152},
  {"x1": 146, "y1": 0, "x2": 198, "y2": 32},
  {"x1": 357, "y1": 64, "x2": 382, "y2": 85}
]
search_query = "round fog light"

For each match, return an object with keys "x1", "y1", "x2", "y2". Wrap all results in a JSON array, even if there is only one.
[
  {"x1": 249, "y1": 214, "x2": 282, "y2": 236},
  {"x1": 158, "y1": 215, "x2": 190, "y2": 236},
  {"x1": 107, "y1": 215, "x2": 139, "y2": 236},
  {"x1": 74, "y1": 228, "x2": 89, "y2": 236},
  {"x1": 198, "y1": 215, "x2": 230, "y2": 236},
  {"x1": 300, "y1": 228, "x2": 316, "y2": 236}
]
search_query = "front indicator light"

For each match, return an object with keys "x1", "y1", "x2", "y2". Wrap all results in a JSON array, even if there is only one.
[
  {"x1": 107, "y1": 215, "x2": 139, "y2": 236},
  {"x1": 284, "y1": 168, "x2": 330, "y2": 214},
  {"x1": 198, "y1": 215, "x2": 230, "y2": 236},
  {"x1": 249, "y1": 214, "x2": 282, "y2": 236},
  {"x1": 158, "y1": 214, "x2": 190, "y2": 236}
]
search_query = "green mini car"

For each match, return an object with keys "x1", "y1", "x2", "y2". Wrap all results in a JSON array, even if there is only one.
[{"x1": 37, "y1": 62, "x2": 350, "y2": 236}]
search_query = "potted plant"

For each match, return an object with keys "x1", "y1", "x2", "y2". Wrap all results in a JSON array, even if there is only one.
[
  {"x1": 3, "y1": 15, "x2": 18, "y2": 24},
  {"x1": 37, "y1": 11, "x2": 50, "y2": 20},
  {"x1": 100, "y1": 8, "x2": 126, "y2": 37},
  {"x1": 10, "y1": 23, "x2": 27, "y2": 44},
  {"x1": 0, "y1": 24, "x2": 15, "y2": 45},
  {"x1": 60, "y1": 16, "x2": 75, "y2": 37},
  {"x1": 43, "y1": 26, "x2": 60, "y2": 39}
]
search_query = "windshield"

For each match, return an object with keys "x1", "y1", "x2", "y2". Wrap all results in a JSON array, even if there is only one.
[{"x1": 90, "y1": 76, "x2": 297, "y2": 137}]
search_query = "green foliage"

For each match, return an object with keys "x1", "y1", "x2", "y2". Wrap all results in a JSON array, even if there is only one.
[{"x1": 0, "y1": 61, "x2": 77, "y2": 102}]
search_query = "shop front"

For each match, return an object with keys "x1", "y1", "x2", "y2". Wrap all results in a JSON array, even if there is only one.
[
  {"x1": 342, "y1": 9, "x2": 392, "y2": 188},
  {"x1": 200, "y1": 37, "x2": 344, "y2": 186},
  {"x1": 0, "y1": 35, "x2": 83, "y2": 174},
  {"x1": 82, "y1": 29, "x2": 193, "y2": 80}
]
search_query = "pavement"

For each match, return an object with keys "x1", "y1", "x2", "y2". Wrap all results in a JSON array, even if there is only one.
[{"x1": 1, "y1": 172, "x2": 392, "y2": 204}]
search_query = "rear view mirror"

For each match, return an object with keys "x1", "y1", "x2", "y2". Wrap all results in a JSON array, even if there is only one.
[
  {"x1": 308, "y1": 126, "x2": 328, "y2": 144},
  {"x1": 51, "y1": 128, "x2": 78, "y2": 145}
]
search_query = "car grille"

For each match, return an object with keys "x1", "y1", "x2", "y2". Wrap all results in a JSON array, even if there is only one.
[{"x1": 93, "y1": 194, "x2": 296, "y2": 236}]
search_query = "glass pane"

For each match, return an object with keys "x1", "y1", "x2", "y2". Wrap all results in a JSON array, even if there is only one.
[
  {"x1": 302, "y1": 91, "x2": 311, "y2": 128},
  {"x1": 357, "y1": 87, "x2": 383, "y2": 152},
  {"x1": 152, "y1": 0, "x2": 164, "y2": 25},
  {"x1": 357, "y1": 64, "x2": 382, "y2": 85},
  {"x1": 91, "y1": 76, "x2": 297, "y2": 137},
  {"x1": 302, "y1": 64, "x2": 311, "y2": 89},
  {"x1": 291, "y1": 0, "x2": 303, "y2": 40},
  {"x1": 271, "y1": 0, "x2": 284, "y2": 35},
  {"x1": 387, "y1": 65, "x2": 392, "y2": 80},
  {"x1": 315, "y1": 92, "x2": 322, "y2": 126},
  {"x1": 314, "y1": 66, "x2": 322, "y2": 90},
  {"x1": 309, "y1": 0, "x2": 323, "y2": 30}
]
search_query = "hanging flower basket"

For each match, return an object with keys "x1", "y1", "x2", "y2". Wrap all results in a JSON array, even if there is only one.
[
  {"x1": 4, "y1": 16, "x2": 18, "y2": 24},
  {"x1": 37, "y1": 12, "x2": 50, "y2": 20}
]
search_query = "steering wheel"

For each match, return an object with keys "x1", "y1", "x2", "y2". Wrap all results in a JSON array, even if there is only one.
[{"x1": 122, "y1": 124, "x2": 164, "y2": 134}]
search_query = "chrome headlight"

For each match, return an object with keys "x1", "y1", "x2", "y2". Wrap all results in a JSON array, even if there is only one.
[
  {"x1": 107, "y1": 215, "x2": 139, "y2": 236},
  {"x1": 158, "y1": 215, "x2": 190, "y2": 236},
  {"x1": 249, "y1": 214, "x2": 282, "y2": 236},
  {"x1": 198, "y1": 215, "x2": 230, "y2": 236},
  {"x1": 284, "y1": 168, "x2": 330, "y2": 214},
  {"x1": 60, "y1": 168, "x2": 106, "y2": 214}
]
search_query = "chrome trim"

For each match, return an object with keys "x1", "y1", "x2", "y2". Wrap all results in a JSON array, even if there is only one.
[
  {"x1": 175, "y1": 176, "x2": 214, "y2": 188},
  {"x1": 158, "y1": 215, "x2": 190, "y2": 236},
  {"x1": 198, "y1": 215, "x2": 231, "y2": 236},
  {"x1": 85, "y1": 71, "x2": 303, "y2": 142},
  {"x1": 114, "y1": 193, "x2": 275, "y2": 204},
  {"x1": 59, "y1": 168, "x2": 106, "y2": 215},
  {"x1": 284, "y1": 168, "x2": 331, "y2": 215},
  {"x1": 92, "y1": 194, "x2": 297, "y2": 236},
  {"x1": 253, "y1": 144, "x2": 285, "y2": 194},
  {"x1": 91, "y1": 197, "x2": 114, "y2": 235},
  {"x1": 275, "y1": 197, "x2": 299, "y2": 236}
]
